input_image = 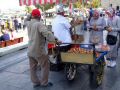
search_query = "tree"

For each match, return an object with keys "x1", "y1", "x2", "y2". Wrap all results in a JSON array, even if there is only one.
[
  {"x1": 44, "y1": 3, "x2": 55, "y2": 11},
  {"x1": 25, "y1": 6, "x2": 33, "y2": 13},
  {"x1": 91, "y1": 0, "x2": 101, "y2": 8},
  {"x1": 35, "y1": 4, "x2": 44, "y2": 11},
  {"x1": 35, "y1": 3, "x2": 55, "y2": 11},
  {"x1": 73, "y1": 1, "x2": 82, "y2": 8}
]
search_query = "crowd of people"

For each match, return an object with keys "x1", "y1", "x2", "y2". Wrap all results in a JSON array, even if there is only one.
[
  {"x1": 67, "y1": 4, "x2": 120, "y2": 68},
  {"x1": 84, "y1": 4, "x2": 120, "y2": 68},
  {"x1": 11, "y1": 3, "x2": 120, "y2": 88},
  {"x1": 0, "y1": 16, "x2": 26, "y2": 41}
]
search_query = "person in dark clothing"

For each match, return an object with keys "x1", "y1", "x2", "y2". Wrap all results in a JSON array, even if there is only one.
[
  {"x1": 89, "y1": 7, "x2": 94, "y2": 21},
  {"x1": 0, "y1": 36, "x2": 2, "y2": 41},
  {"x1": 13, "y1": 17, "x2": 18, "y2": 32},
  {"x1": 116, "y1": 6, "x2": 120, "y2": 16},
  {"x1": 116, "y1": 6, "x2": 119, "y2": 11},
  {"x1": 110, "y1": 4, "x2": 112, "y2": 8},
  {"x1": 0, "y1": 30, "x2": 10, "y2": 41}
]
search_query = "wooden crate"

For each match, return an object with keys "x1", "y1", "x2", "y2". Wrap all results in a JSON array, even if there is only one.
[{"x1": 61, "y1": 52, "x2": 94, "y2": 64}]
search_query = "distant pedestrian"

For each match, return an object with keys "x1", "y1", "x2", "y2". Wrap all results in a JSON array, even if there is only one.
[
  {"x1": 116, "y1": 6, "x2": 120, "y2": 17},
  {"x1": 6, "y1": 20, "x2": 10, "y2": 29},
  {"x1": 18, "y1": 16, "x2": 22, "y2": 29},
  {"x1": 1, "y1": 20, "x2": 5, "y2": 30},
  {"x1": 88, "y1": 7, "x2": 94, "y2": 21},
  {"x1": 109, "y1": 4, "x2": 113, "y2": 10},
  {"x1": 13, "y1": 17, "x2": 18, "y2": 32},
  {"x1": 8, "y1": 29, "x2": 16, "y2": 40},
  {"x1": 21, "y1": 17, "x2": 25, "y2": 30}
]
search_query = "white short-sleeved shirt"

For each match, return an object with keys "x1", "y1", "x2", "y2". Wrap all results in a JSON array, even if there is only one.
[{"x1": 52, "y1": 15, "x2": 72, "y2": 45}]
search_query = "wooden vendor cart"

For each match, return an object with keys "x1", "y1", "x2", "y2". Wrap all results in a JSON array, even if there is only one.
[{"x1": 48, "y1": 42, "x2": 109, "y2": 88}]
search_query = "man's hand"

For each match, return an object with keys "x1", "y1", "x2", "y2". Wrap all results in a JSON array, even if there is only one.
[
  {"x1": 56, "y1": 40, "x2": 62, "y2": 45},
  {"x1": 93, "y1": 24, "x2": 98, "y2": 31},
  {"x1": 93, "y1": 28, "x2": 98, "y2": 31},
  {"x1": 55, "y1": 38, "x2": 62, "y2": 45},
  {"x1": 107, "y1": 27, "x2": 112, "y2": 32}
]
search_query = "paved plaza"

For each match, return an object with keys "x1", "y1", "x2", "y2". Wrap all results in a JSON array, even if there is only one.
[{"x1": 0, "y1": 47, "x2": 120, "y2": 90}]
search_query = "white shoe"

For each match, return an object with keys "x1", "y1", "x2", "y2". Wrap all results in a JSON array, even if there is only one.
[
  {"x1": 107, "y1": 61, "x2": 111, "y2": 67},
  {"x1": 110, "y1": 61, "x2": 116, "y2": 67},
  {"x1": 49, "y1": 55, "x2": 57, "y2": 64}
]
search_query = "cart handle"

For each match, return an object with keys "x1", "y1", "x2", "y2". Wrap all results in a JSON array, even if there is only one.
[
  {"x1": 56, "y1": 43, "x2": 95, "y2": 46},
  {"x1": 96, "y1": 51, "x2": 108, "y2": 62}
]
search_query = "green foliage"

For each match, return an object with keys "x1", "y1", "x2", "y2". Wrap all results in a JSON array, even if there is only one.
[
  {"x1": 35, "y1": 4, "x2": 43, "y2": 11},
  {"x1": 73, "y1": 3, "x2": 77, "y2": 8},
  {"x1": 35, "y1": 3, "x2": 55, "y2": 11},
  {"x1": 25, "y1": 6, "x2": 32, "y2": 13},
  {"x1": 45, "y1": 3, "x2": 55, "y2": 11},
  {"x1": 73, "y1": 1, "x2": 82, "y2": 8},
  {"x1": 91, "y1": 0, "x2": 101, "y2": 8}
]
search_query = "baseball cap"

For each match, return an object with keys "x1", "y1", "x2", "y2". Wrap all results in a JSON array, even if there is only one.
[{"x1": 31, "y1": 9, "x2": 41, "y2": 17}]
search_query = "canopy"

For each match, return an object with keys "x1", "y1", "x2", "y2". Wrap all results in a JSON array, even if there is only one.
[
  {"x1": 19, "y1": 0, "x2": 85, "y2": 6},
  {"x1": 19, "y1": 0, "x2": 100, "y2": 6},
  {"x1": 19, "y1": 0, "x2": 68, "y2": 6}
]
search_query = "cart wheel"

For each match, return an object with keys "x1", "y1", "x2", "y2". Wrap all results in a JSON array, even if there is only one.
[
  {"x1": 65, "y1": 64, "x2": 77, "y2": 81},
  {"x1": 89, "y1": 59, "x2": 105, "y2": 88}
]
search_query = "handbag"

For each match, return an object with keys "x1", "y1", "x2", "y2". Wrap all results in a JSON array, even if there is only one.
[{"x1": 106, "y1": 34, "x2": 117, "y2": 45}]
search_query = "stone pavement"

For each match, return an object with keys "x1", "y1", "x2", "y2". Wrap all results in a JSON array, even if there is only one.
[{"x1": 0, "y1": 48, "x2": 120, "y2": 90}]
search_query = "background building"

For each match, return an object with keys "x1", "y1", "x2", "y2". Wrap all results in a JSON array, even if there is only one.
[{"x1": 101, "y1": 0, "x2": 120, "y2": 8}]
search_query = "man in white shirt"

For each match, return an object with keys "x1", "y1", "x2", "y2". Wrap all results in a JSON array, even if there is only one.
[
  {"x1": 52, "y1": 4, "x2": 72, "y2": 44},
  {"x1": 52, "y1": 4, "x2": 72, "y2": 63}
]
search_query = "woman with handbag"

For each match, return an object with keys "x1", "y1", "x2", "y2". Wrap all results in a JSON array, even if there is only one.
[{"x1": 106, "y1": 8, "x2": 120, "y2": 67}]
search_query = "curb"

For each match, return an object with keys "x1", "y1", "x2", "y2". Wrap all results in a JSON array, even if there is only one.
[{"x1": 0, "y1": 42, "x2": 28, "y2": 57}]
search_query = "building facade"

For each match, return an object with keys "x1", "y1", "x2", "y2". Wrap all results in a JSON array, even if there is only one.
[{"x1": 101, "y1": 0, "x2": 120, "y2": 8}]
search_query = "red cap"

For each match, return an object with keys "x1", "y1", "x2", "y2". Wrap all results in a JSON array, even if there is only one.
[{"x1": 31, "y1": 9, "x2": 41, "y2": 17}]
